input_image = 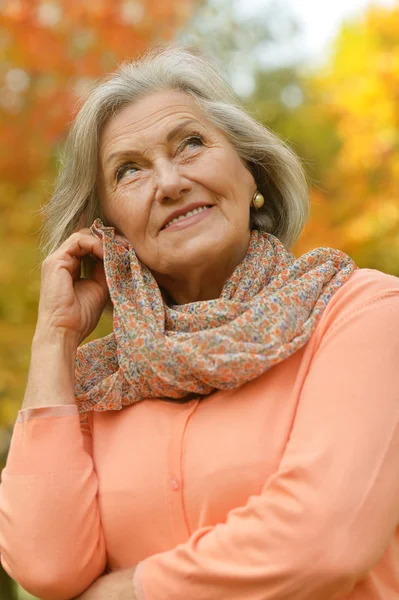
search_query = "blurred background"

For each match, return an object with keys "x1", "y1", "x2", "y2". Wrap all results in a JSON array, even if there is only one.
[{"x1": 0, "y1": 0, "x2": 398, "y2": 597}]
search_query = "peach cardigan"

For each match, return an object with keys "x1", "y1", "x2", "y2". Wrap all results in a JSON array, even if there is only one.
[{"x1": 0, "y1": 268, "x2": 399, "y2": 600}]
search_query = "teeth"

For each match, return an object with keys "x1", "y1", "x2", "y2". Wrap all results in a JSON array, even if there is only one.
[{"x1": 165, "y1": 206, "x2": 209, "y2": 228}]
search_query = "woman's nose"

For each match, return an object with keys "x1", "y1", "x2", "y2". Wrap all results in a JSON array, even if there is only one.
[{"x1": 154, "y1": 159, "x2": 191, "y2": 203}]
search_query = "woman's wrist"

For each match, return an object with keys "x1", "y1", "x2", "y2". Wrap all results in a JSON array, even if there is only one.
[
  {"x1": 32, "y1": 327, "x2": 79, "y2": 373},
  {"x1": 21, "y1": 328, "x2": 79, "y2": 410},
  {"x1": 33, "y1": 321, "x2": 80, "y2": 350}
]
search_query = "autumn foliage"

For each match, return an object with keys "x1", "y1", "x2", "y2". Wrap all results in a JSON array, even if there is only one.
[
  {"x1": 295, "y1": 3, "x2": 399, "y2": 271},
  {"x1": 0, "y1": 0, "x2": 196, "y2": 182}
]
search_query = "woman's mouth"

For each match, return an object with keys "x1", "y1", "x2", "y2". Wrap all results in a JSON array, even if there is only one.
[{"x1": 162, "y1": 205, "x2": 213, "y2": 232}]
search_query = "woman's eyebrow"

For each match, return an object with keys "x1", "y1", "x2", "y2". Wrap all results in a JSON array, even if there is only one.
[
  {"x1": 105, "y1": 119, "x2": 202, "y2": 168},
  {"x1": 166, "y1": 118, "x2": 201, "y2": 142}
]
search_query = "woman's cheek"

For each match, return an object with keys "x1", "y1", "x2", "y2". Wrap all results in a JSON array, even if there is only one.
[
  {"x1": 120, "y1": 172, "x2": 153, "y2": 201},
  {"x1": 114, "y1": 188, "x2": 152, "y2": 237},
  {"x1": 116, "y1": 184, "x2": 142, "y2": 213},
  {"x1": 194, "y1": 153, "x2": 228, "y2": 191}
]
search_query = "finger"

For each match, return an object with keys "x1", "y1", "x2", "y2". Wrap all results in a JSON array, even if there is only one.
[
  {"x1": 114, "y1": 235, "x2": 130, "y2": 248},
  {"x1": 79, "y1": 227, "x2": 129, "y2": 249},
  {"x1": 88, "y1": 252, "x2": 103, "y2": 263},
  {"x1": 91, "y1": 259, "x2": 109, "y2": 291},
  {"x1": 58, "y1": 233, "x2": 104, "y2": 261},
  {"x1": 41, "y1": 235, "x2": 104, "y2": 285},
  {"x1": 76, "y1": 229, "x2": 130, "y2": 251}
]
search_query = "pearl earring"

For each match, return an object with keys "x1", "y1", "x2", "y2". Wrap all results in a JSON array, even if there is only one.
[{"x1": 252, "y1": 191, "x2": 264, "y2": 210}]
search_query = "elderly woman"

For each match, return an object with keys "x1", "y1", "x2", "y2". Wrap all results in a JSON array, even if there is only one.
[{"x1": 0, "y1": 46, "x2": 398, "y2": 600}]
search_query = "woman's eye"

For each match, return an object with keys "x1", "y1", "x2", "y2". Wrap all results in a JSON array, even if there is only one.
[
  {"x1": 116, "y1": 164, "x2": 138, "y2": 182},
  {"x1": 180, "y1": 135, "x2": 204, "y2": 151}
]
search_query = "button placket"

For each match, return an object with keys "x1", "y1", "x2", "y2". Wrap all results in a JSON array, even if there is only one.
[
  {"x1": 169, "y1": 475, "x2": 180, "y2": 491},
  {"x1": 167, "y1": 401, "x2": 198, "y2": 543}
]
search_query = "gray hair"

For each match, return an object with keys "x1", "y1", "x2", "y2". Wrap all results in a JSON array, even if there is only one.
[{"x1": 41, "y1": 44, "x2": 310, "y2": 256}]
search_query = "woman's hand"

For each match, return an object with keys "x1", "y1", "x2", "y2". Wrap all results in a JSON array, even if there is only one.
[
  {"x1": 73, "y1": 566, "x2": 137, "y2": 600},
  {"x1": 36, "y1": 228, "x2": 128, "y2": 347}
]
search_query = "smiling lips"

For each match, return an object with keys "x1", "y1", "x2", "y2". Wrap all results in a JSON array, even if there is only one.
[{"x1": 161, "y1": 204, "x2": 212, "y2": 230}]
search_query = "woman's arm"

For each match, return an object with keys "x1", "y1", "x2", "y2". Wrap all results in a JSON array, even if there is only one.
[
  {"x1": 131, "y1": 291, "x2": 399, "y2": 600},
  {"x1": 0, "y1": 230, "x2": 119, "y2": 599},
  {"x1": 0, "y1": 402, "x2": 107, "y2": 600},
  {"x1": 20, "y1": 329, "x2": 78, "y2": 410}
]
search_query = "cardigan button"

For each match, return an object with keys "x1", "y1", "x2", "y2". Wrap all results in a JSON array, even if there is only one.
[{"x1": 170, "y1": 476, "x2": 180, "y2": 491}]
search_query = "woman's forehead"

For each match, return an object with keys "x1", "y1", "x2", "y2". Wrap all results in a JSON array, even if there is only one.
[
  {"x1": 102, "y1": 90, "x2": 206, "y2": 138},
  {"x1": 99, "y1": 90, "x2": 213, "y2": 160}
]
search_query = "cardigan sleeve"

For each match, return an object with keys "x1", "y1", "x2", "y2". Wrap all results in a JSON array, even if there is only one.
[
  {"x1": 133, "y1": 290, "x2": 399, "y2": 600},
  {"x1": 0, "y1": 404, "x2": 107, "y2": 600}
]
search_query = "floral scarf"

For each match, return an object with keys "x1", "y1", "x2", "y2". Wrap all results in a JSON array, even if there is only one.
[{"x1": 74, "y1": 219, "x2": 358, "y2": 420}]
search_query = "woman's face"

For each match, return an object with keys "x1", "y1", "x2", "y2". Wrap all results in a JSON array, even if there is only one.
[{"x1": 98, "y1": 90, "x2": 256, "y2": 283}]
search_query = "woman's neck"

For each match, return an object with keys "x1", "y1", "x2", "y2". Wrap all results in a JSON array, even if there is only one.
[{"x1": 155, "y1": 249, "x2": 248, "y2": 305}]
